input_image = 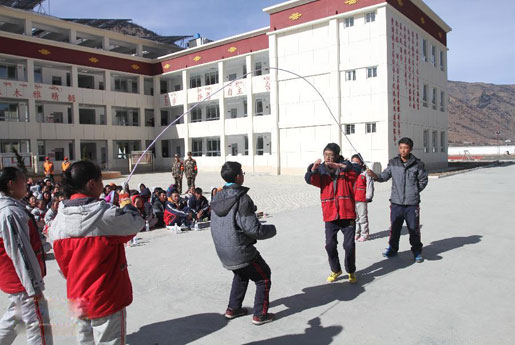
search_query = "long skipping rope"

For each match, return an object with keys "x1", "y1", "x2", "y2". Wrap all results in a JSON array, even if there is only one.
[{"x1": 125, "y1": 66, "x2": 365, "y2": 186}]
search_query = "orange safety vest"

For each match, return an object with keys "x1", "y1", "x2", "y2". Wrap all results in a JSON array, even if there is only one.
[
  {"x1": 61, "y1": 161, "x2": 71, "y2": 172},
  {"x1": 43, "y1": 161, "x2": 54, "y2": 175}
]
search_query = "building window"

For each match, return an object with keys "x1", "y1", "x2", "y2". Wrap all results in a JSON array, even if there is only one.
[
  {"x1": 367, "y1": 67, "x2": 377, "y2": 78},
  {"x1": 160, "y1": 80, "x2": 168, "y2": 94},
  {"x1": 191, "y1": 108, "x2": 202, "y2": 122},
  {"x1": 440, "y1": 131, "x2": 446, "y2": 152},
  {"x1": 192, "y1": 139, "x2": 203, "y2": 156},
  {"x1": 230, "y1": 108, "x2": 237, "y2": 119},
  {"x1": 256, "y1": 136, "x2": 265, "y2": 155},
  {"x1": 161, "y1": 140, "x2": 169, "y2": 158},
  {"x1": 228, "y1": 73, "x2": 237, "y2": 81},
  {"x1": 255, "y1": 62, "x2": 263, "y2": 76},
  {"x1": 432, "y1": 131, "x2": 438, "y2": 153},
  {"x1": 345, "y1": 124, "x2": 355, "y2": 135},
  {"x1": 422, "y1": 39, "x2": 427, "y2": 62},
  {"x1": 205, "y1": 71, "x2": 219, "y2": 86},
  {"x1": 0, "y1": 64, "x2": 16, "y2": 80},
  {"x1": 190, "y1": 75, "x2": 201, "y2": 88},
  {"x1": 345, "y1": 70, "x2": 356, "y2": 81},
  {"x1": 423, "y1": 130, "x2": 429, "y2": 153},
  {"x1": 52, "y1": 76, "x2": 62, "y2": 86},
  {"x1": 206, "y1": 105, "x2": 220, "y2": 121},
  {"x1": 365, "y1": 12, "x2": 376, "y2": 23},
  {"x1": 114, "y1": 78, "x2": 128, "y2": 92},
  {"x1": 34, "y1": 68, "x2": 43, "y2": 83},
  {"x1": 431, "y1": 45, "x2": 436, "y2": 67},
  {"x1": 113, "y1": 109, "x2": 139, "y2": 126},
  {"x1": 422, "y1": 84, "x2": 428, "y2": 107},
  {"x1": 114, "y1": 141, "x2": 139, "y2": 160},
  {"x1": 255, "y1": 99, "x2": 264, "y2": 116},
  {"x1": 0, "y1": 101, "x2": 29, "y2": 122},
  {"x1": 243, "y1": 100, "x2": 248, "y2": 116},
  {"x1": 440, "y1": 91, "x2": 445, "y2": 112},
  {"x1": 440, "y1": 50, "x2": 445, "y2": 71},
  {"x1": 161, "y1": 110, "x2": 169, "y2": 126},
  {"x1": 432, "y1": 87, "x2": 437, "y2": 109},
  {"x1": 366, "y1": 123, "x2": 377, "y2": 133},
  {"x1": 206, "y1": 138, "x2": 221, "y2": 156},
  {"x1": 344, "y1": 17, "x2": 354, "y2": 28},
  {"x1": 0, "y1": 140, "x2": 30, "y2": 154}
]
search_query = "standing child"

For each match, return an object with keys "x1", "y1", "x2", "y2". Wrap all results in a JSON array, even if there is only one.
[
  {"x1": 305, "y1": 143, "x2": 360, "y2": 284},
  {"x1": 351, "y1": 154, "x2": 374, "y2": 242},
  {"x1": 210, "y1": 162, "x2": 277, "y2": 325},
  {"x1": 0, "y1": 167, "x2": 53, "y2": 345},
  {"x1": 49, "y1": 161, "x2": 144, "y2": 345}
]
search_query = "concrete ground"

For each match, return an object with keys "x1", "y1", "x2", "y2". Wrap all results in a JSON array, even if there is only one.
[{"x1": 2, "y1": 164, "x2": 514, "y2": 344}]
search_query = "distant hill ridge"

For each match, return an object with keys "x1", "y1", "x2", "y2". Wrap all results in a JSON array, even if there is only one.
[{"x1": 448, "y1": 81, "x2": 515, "y2": 145}]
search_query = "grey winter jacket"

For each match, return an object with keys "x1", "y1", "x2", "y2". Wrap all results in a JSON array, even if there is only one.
[
  {"x1": 210, "y1": 185, "x2": 276, "y2": 270},
  {"x1": 376, "y1": 154, "x2": 428, "y2": 205}
]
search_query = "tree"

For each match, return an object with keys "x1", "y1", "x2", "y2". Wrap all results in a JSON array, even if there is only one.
[{"x1": 11, "y1": 147, "x2": 27, "y2": 174}]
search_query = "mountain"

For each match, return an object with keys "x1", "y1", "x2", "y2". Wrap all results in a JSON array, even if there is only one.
[{"x1": 448, "y1": 81, "x2": 515, "y2": 145}]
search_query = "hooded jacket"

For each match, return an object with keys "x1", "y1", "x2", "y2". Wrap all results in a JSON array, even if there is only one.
[
  {"x1": 376, "y1": 154, "x2": 428, "y2": 205},
  {"x1": 48, "y1": 194, "x2": 144, "y2": 319},
  {"x1": 210, "y1": 185, "x2": 276, "y2": 270},
  {"x1": 0, "y1": 192, "x2": 46, "y2": 296},
  {"x1": 354, "y1": 170, "x2": 375, "y2": 203}
]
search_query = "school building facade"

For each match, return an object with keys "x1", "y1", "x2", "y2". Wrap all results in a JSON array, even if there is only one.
[{"x1": 0, "y1": 0, "x2": 451, "y2": 174}]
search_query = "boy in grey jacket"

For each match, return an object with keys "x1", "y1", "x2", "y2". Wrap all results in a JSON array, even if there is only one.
[
  {"x1": 368, "y1": 137, "x2": 428, "y2": 262},
  {"x1": 210, "y1": 162, "x2": 277, "y2": 325}
]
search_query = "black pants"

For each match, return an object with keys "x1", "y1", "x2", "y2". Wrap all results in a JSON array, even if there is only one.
[
  {"x1": 389, "y1": 204, "x2": 423, "y2": 255},
  {"x1": 228, "y1": 255, "x2": 271, "y2": 317},
  {"x1": 325, "y1": 219, "x2": 356, "y2": 274}
]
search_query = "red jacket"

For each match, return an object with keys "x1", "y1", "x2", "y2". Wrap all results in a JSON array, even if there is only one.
[
  {"x1": 49, "y1": 194, "x2": 144, "y2": 319},
  {"x1": 305, "y1": 162, "x2": 359, "y2": 222},
  {"x1": 354, "y1": 174, "x2": 367, "y2": 202}
]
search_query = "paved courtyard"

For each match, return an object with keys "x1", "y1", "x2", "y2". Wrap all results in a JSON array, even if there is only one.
[{"x1": 2, "y1": 164, "x2": 514, "y2": 344}]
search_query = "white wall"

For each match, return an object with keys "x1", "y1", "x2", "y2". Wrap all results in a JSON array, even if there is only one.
[{"x1": 448, "y1": 146, "x2": 515, "y2": 156}]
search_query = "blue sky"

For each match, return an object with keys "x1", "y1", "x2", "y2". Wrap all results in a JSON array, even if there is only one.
[{"x1": 46, "y1": 0, "x2": 514, "y2": 85}]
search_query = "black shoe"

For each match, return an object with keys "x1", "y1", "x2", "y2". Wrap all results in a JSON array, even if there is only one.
[
  {"x1": 252, "y1": 313, "x2": 275, "y2": 325},
  {"x1": 224, "y1": 307, "x2": 248, "y2": 320}
]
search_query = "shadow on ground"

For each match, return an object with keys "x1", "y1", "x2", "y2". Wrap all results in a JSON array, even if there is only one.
[
  {"x1": 368, "y1": 225, "x2": 425, "y2": 241},
  {"x1": 126, "y1": 313, "x2": 228, "y2": 345},
  {"x1": 270, "y1": 235, "x2": 482, "y2": 319},
  {"x1": 243, "y1": 317, "x2": 342, "y2": 345},
  {"x1": 126, "y1": 235, "x2": 481, "y2": 344}
]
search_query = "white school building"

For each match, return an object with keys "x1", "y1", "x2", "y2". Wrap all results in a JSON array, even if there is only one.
[{"x1": 0, "y1": 0, "x2": 451, "y2": 174}]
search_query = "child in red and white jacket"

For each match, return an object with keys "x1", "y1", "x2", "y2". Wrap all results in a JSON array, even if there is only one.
[
  {"x1": 49, "y1": 161, "x2": 144, "y2": 345},
  {"x1": 0, "y1": 167, "x2": 53, "y2": 345},
  {"x1": 351, "y1": 154, "x2": 374, "y2": 242}
]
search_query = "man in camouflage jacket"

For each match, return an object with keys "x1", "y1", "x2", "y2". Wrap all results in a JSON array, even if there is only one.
[
  {"x1": 171, "y1": 154, "x2": 184, "y2": 194},
  {"x1": 184, "y1": 152, "x2": 198, "y2": 189}
]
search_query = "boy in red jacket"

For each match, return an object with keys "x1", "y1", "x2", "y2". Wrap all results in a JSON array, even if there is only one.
[
  {"x1": 305, "y1": 143, "x2": 360, "y2": 283},
  {"x1": 49, "y1": 161, "x2": 144, "y2": 345}
]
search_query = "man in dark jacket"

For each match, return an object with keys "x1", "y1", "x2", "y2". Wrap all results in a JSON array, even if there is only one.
[
  {"x1": 188, "y1": 187, "x2": 210, "y2": 220},
  {"x1": 305, "y1": 143, "x2": 360, "y2": 284},
  {"x1": 210, "y1": 161, "x2": 276, "y2": 325},
  {"x1": 368, "y1": 137, "x2": 428, "y2": 263}
]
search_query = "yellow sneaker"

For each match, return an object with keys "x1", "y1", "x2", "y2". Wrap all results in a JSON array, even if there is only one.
[
  {"x1": 327, "y1": 270, "x2": 342, "y2": 282},
  {"x1": 348, "y1": 272, "x2": 357, "y2": 284}
]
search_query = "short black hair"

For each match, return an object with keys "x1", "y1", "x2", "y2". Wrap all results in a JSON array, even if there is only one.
[
  {"x1": 398, "y1": 137, "x2": 414, "y2": 149},
  {"x1": 323, "y1": 143, "x2": 341, "y2": 156},
  {"x1": 62, "y1": 160, "x2": 102, "y2": 198},
  {"x1": 158, "y1": 190, "x2": 167, "y2": 196},
  {"x1": 221, "y1": 161, "x2": 242, "y2": 183},
  {"x1": 351, "y1": 154, "x2": 363, "y2": 164},
  {"x1": 0, "y1": 167, "x2": 24, "y2": 194},
  {"x1": 195, "y1": 187, "x2": 203, "y2": 195}
]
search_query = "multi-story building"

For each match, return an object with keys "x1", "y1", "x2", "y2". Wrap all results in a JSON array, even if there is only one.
[{"x1": 0, "y1": 0, "x2": 451, "y2": 175}]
